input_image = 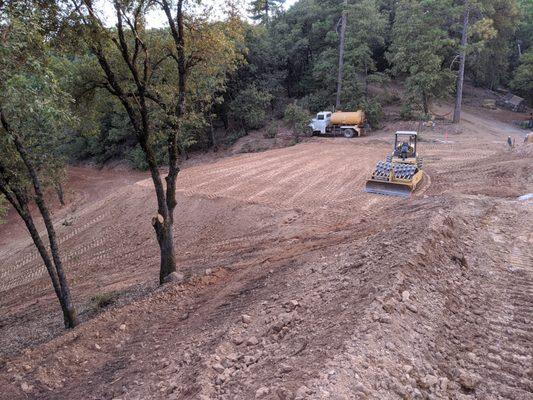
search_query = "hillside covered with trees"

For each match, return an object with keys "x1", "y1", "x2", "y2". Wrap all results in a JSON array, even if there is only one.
[{"x1": 1, "y1": 0, "x2": 531, "y2": 172}]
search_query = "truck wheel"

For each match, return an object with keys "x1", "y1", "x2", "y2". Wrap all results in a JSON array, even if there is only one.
[{"x1": 342, "y1": 129, "x2": 355, "y2": 138}]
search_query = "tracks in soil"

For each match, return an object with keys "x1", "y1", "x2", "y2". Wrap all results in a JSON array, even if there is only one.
[
  {"x1": 476, "y1": 203, "x2": 533, "y2": 399},
  {"x1": 0, "y1": 110, "x2": 532, "y2": 399}
]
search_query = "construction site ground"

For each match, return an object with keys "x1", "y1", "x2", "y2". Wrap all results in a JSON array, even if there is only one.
[{"x1": 0, "y1": 104, "x2": 532, "y2": 400}]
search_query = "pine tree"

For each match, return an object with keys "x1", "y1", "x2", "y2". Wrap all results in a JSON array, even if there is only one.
[{"x1": 248, "y1": 0, "x2": 285, "y2": 24}]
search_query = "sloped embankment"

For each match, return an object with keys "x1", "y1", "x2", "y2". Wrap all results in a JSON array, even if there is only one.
[{"x1": 189, "y1": 196, "x2": 531, "y2": 400}]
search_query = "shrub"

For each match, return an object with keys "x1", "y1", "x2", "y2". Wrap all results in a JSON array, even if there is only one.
[
  {"x1": 284, "y1": 103, "x2": 311, "y2": 139},
  {"x1": 89, "y1": 292, "x2": 119, "y2": 311},
  {"x1": 359, "y1": 99, "x2": 384, "y2": 128},
  {"x1": 239, "y1": 142, "x2": 269, "y2": 153},
  {"x1": 229, "y1": 85, "x2": 273, "y2": 131},
  {"x1": 0, "y1": 195, "x2": 7, "y2": 224},
  {"x1": 126, "y1": 144, "x2": 149, "y2": 170},
  {"x1": 264, "y1": 122, "x2": 278, "y2": 138},
  {"x1": 400, "y1": 103, "x2": 415, "y2": 120},
  {"x1": 225, "y1": 129, "x2": 246, "y2": 146}
]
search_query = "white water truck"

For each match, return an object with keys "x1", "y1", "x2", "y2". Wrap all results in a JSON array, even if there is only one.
[{"x1": 309, "y1": 110, "x2": 366, "y2": 138}]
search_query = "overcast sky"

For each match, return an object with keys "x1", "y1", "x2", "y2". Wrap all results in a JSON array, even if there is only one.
[{"x1": 98, "y1": 0, "x2": 299, "y2": 28}]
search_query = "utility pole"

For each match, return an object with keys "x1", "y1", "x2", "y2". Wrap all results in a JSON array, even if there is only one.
[
  {"x1": 453, "y1": 0, "x2": 469, "y2": 124},
  {"x1": 335, "y1": 0, "x2": 348, "y2": 110}
]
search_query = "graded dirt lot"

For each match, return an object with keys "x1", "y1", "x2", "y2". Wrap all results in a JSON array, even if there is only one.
[{"x1": 0, "y1": 105, "x2": 532, "y2": 400}]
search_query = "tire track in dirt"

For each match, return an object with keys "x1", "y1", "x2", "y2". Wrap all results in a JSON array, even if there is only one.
[{"x1": 476, "y1": 204, "x2": 533, "y2": 399}]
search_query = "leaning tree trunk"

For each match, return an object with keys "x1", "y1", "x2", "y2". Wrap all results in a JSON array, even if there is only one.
[
  {"x1": 453, "y1": 1, "x2": 469, "y2": 124},
  {"x1": 11, "y1": 134, "x2": 78, "y2": 328},
  {"x1": 0, "y1": 111, "x2": 78, "y2": 328}
]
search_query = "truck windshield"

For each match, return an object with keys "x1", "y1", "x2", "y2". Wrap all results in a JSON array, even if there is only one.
[{"x1": 317, "y1": 115, "x2": 324, "y2": 120}]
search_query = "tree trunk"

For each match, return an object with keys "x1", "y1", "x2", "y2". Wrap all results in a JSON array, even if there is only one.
[
  {"x1": 80, "y1": 0, "x2": 180, "y2": 285},
  {"x1": 335, "y1": 0, "x2": 348, "y2": 110},
  {"x1": 210, "y1": 116, "x2": 218, "y2": 152},
  {"x1": 153, "y1": 217, "x2": 176, "y2": 284},
  {"x1": 56, "y1": 182, "x2": 65, "y2": 206},
  {"x1": 364, "y1": 62, "x2": 369, "y2": 98},
  {"x1": 12, "y1": 135, "x2": 78, "y2": 328},
  {"x1": 0, "y1": 111, "x2": 78, "y2": 328},
  {"x1": 422, "y1": 91, "x2": 429, "y2": 115},
  {"x1": 453, "y1": 1, "x2": 469, "y2": 124}
]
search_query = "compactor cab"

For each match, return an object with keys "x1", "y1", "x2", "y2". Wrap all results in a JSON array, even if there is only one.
[
  {"x1": 364, "y1": 131, "x2": 424, "y2": 197},
  {"x1": 393, "y1": 131, "x2": 417, "y2": 160}
]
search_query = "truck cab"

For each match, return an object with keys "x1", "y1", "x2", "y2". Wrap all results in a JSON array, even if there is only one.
[{"x1": 309, "y1": 111, "x2": 332, "y2": 134}]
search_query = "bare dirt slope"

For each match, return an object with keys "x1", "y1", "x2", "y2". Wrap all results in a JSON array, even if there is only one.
[{"x1": 0, "y1": 106, "x2": 531, "y2": 400}]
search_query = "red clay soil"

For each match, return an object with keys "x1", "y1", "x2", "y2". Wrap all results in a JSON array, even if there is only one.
[{"x1": 0, "y1": 106, "x2": 531, "y2": 400}]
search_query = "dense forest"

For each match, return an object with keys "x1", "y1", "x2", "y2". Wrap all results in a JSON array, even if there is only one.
[{"x1": 1, "y1": 0, "x2": 531, "y2": 170}]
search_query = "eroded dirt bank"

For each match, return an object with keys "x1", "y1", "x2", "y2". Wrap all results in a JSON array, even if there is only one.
[{"x1": 0, "y1": 107, "x2": 531, "y2": 399}]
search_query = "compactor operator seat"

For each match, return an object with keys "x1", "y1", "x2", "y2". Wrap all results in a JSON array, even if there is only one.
[{"x1": 395, "y1": 142, "x2": 414, "y2": 159}]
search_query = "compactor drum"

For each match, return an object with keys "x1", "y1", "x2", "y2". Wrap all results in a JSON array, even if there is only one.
[{"x1": 365, "y1": 131, "x2": 424, "y2": 197}]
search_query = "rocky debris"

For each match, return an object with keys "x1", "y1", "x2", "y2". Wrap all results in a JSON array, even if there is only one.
[
  {"x1": 283, "y1": 300, "x2": 299, "y2": 311},
  {"x1": 163, "y1": 272, "x2": 185, "y2": 284},
  {"x1": 212, "y1": 363, "x2": 225, "y2": 374},
  {"x1": 295, "y1": 385, "x2": 310, "y2": 399},
  {"x1": 20, "y1": 382, "x2": 33, "y2": 393},
  {"x1": 231, "y1": 335, "x2": 244, "y2": 345},
  {"x1": 276, "y1": 387, "x2": 293, "y2": 400},
  {"x1": 246, "y1": 336, "x2": 259, "y2": 346},
  {"x1": 419, "y1": 374, "x2": 439, "y2": 389},
  {"x1": 255, "y1": 386, "x2": 270, "y2": 398},
  {"x1": 406, "y1": 303, "x2": 418, "y2": 313},
  {"x1": 279, "y1": 364, "x2": 292, "y2": 374},
  {"x1": 458, "y1": 370, "x2": 480, "y2": 390}
]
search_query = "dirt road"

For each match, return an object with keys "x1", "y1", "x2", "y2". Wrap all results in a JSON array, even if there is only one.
[{"x1": 0, "y1": 107, "x2": 531, "y2": 399}]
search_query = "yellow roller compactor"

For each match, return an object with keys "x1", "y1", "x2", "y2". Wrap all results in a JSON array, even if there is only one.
[{"x1": 365, "y1": 131, "x2": 424, "y2": 197}]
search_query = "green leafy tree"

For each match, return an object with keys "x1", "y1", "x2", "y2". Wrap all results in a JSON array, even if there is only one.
[
  {"x1": 0, "y1": 8, "x2": 78, "y2": 328},
  {"x1": 466, "y1": 0, "x2": 520, "y2": 89},
  {"x1": 0, "y1": 194, "x2": 7, "y2": 223},
  {"x1": 284, "y1": 102, "x2": 310, "y2": 139},
  {"x1": 387, "y1": 0, "x2": 456, "y2": 115},
  {"x1": 510, "y1": 49, "x2": 533, "y2": 103},
  {"x1": 230, "y1": 85, "x2": 273, "y2": 131},
  {"x1": 72, "y1": 0, "x2": 244, "y2": 283},
  {"x1": 516, "y1": 0, "x2": 533, "y2": 53}
]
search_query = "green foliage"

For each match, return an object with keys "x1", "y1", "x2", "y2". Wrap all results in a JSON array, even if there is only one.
[
  {"x1": 89, "y1": 291, "x2": 119, "y2": 311},
  {"x1": 359, "y1": 98, "x2": 383, "y2": 128},
  {"x1": 517, "y1": 0, "x2": 533, "y2": 48},
  {"x1": 248, "y1": 0, "x2": 285, "y2": 23},
  {"x1": 0, "y1": 10, "x2": 75, "y2": 197},
  {"x1": 510, "y1": 49, "x2": 533, "y2": 103},
  {"x1": 264, "y1": 122, "x2": 278, "y2": 138},
  {"x1": 467, "y1": 0, "x2": 521, "y2": 89},
  {"x1": 387, "y1": 0, "x2": 456, "y2": 114},
  {"x1": 284, "y1": 103, "x2": 310, "y2": 137},
  {"x1": 225, "y1": 129, "x2": 247, "y2": 146},
  {"x1": 127, "y1": 145, "x2": 149, "y2": 171},
  {"x1": 399, "y1": 103, "x2": 415, "y2": 121},
  {"x1": 229, "y1": 85, "x2": 273, "y2": 131},
  {"x1": 0, "y1": 195, "x2": 7, "y2": 223}
]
